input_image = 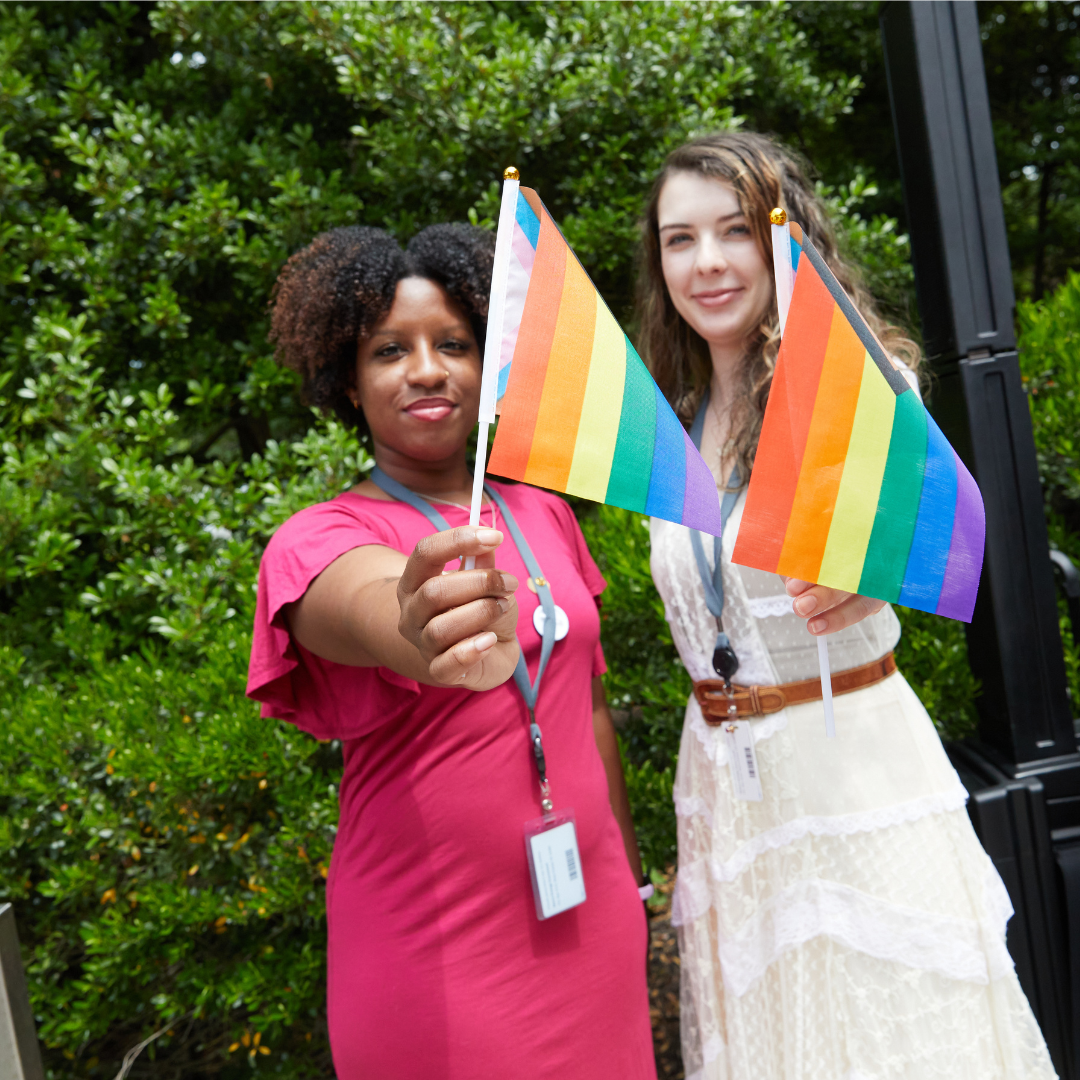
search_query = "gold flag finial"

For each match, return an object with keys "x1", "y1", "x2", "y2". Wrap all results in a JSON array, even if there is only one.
[
  {"x1": 769, "y1": 207, "x2": 787, "y2": 226},
  {"x1": 504, "y1": 166, "x2": 520, "y2": 181}
]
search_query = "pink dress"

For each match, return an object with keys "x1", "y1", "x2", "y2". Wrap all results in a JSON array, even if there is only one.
[{"x1": 247, "y1": 480, "x2": 656, "y2": 1080}]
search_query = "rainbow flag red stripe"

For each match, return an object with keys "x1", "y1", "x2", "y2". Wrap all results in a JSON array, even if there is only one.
[
  {"x1": 487, "y1": 187, "x2": 722, "y2": 535},
  {"x1": 732, "y1": 232, "x2": 985, "y2": 621}
]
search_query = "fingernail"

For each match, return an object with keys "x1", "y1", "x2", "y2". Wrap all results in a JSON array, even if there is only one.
[
  {"x1": 474, "y1": 631, "x2": 497, "y2": 652},
  {"x1": 500, "y1": 573, "x2": 518, "y2": 593},
  {"x1": 475, "y1": 528, "x2": 501, "y2": 546},
  {"x1": 496, "y1": 597, "x2": 510, "y2": 614},
  {"x1": 808, "y1": 618, "x2": 826, "y2": 635},
  {"x1": 794, "y1": 596, "x2": 817, "y2": 616}
]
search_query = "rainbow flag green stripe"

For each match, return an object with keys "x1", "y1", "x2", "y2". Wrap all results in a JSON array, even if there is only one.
[
  {"x1": 857, "y1": 390, "x2": 927, "y2": 600},
  {"x1": 604, "y1": 340, "x2": 656, "y2": 511}
]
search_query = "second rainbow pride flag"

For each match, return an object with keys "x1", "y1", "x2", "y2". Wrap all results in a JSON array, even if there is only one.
[
  {"x1": 486, "y1": 186, "x2": 723, "y2": 535},
  {"x1": 732, "y1": 229, "x2": 985, "y2": 622}
]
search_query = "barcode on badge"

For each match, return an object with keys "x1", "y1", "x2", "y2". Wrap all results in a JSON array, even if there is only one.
[
  {"x1": 565, "y1": 848, "x2": 579, "y2": 880},
  {"x1": 744, "y1": 747, "x2": 756, "y2": 779}
]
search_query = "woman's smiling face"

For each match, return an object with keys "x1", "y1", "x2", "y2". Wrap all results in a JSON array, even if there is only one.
[
  {"x1": 657, "y1": 171, "x2": 772, "y2": 353},
  {"x1": 353, "y1": 276, "x2": 481, "y2": 465}
]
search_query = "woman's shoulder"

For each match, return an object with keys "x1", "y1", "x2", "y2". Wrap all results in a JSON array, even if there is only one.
[{"x1": 264, "y1": 489, "x2": 401, "y2": 559}]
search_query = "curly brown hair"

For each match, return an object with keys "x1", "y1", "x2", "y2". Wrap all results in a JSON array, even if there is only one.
[
  {"x1": 636, "y1": 131, "x2": 921, "y2": 486},
  {"x1": 269, "y1": 223, "x2": 495, "y2": 435}
]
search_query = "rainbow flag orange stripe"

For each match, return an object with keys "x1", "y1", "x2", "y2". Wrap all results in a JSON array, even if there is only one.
[
  {"x1": 487, "y1": 187, "x2": 722, "y2": 534},
  {"x1": 732, "y1": 232, "x2": 985, "y2": 621}
]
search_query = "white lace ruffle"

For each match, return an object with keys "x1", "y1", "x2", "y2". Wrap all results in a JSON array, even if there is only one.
[
  {"x1": 746, "y1": 594, "x2": 797, "y2": 619},
  {"x1": 688, "y1": 1068, "x2": 881, "y2": 1080},
  {"x1": 713, "y1": 876, "x2": 1014, "y2": 998},
  {"x1": 682, "y1": 936, "x2": 1054, "y2": 1080},
  {"x1": 673, "y1": 794, "x2": 714, "y2": 829},
  {"x1": 678, "y1": 782, "x2": 971, "y2": 885},
  {"x1": 671, "y1": 856, "x2": 714, "y2": 925}
]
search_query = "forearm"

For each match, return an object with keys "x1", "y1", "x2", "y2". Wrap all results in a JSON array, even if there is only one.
[
  {"x1": 286, "y1": 534, "x2": 520, "y2": 691},
  {"x1": 287, "y1": 546, "x2": 435, "y2": 677},
  {"x1": 591, "y1": 677, "x2": 645, "y2": 885}
]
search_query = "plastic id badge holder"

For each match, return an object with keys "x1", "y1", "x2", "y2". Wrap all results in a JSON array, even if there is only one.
[
  {"x1": 723, "y1": 720, "x2": 763, "y2": 802},
  {"x1": 524, "y1": 809, "x2": 586, "y2": 920}
]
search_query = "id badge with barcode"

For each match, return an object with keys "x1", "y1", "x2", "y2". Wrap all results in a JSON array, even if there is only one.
[
  {"x1": 724, "y1": 720, "x2": 763, "y2": 802},
  {"x1": 524, "y1": 809, "x2": 586, "y2": 920}
]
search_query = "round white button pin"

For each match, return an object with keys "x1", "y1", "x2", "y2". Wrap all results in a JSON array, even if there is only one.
[{"x1": 532, "y1": 604, "x2": 570, "y2": 642}]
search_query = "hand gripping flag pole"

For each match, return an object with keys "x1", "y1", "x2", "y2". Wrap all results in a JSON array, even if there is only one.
[{"x1": 770, "y1": 207, "x2": 836, "y2": 738}]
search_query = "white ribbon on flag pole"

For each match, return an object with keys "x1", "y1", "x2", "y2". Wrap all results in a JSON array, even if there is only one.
[
  {"x1": 773, "y1": 213, "x2": 835, "y2": 736},
  {"x1": 772, "y1": 220, "x2": 795, "y2": 336},
  {"x1": 464, "y1": 173, "x2": 519, "y2": 568}
]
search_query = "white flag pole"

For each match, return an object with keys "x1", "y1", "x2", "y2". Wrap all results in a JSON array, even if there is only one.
[
  {"x1": 464, "y1": 167, "x2": 520, "y2": 569},
  {"x1": 818, "y1": 635, "x2": 835, "y2": 738},
  {"x1": 771, "y1": 207, "x2": 836, "y2": 737},
  {"x1": 771, "y1": 213, "x2": 794, "y2": 337}
]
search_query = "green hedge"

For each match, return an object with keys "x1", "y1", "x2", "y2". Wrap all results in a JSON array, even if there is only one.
[
  {"x1": 2, "y1": 4, "x2": 1078, "y2": 1078},
  {"x1": 1019, "y1": 271, "x2": 1080, "y2": 707},
  {"x1": 0, "y1": 322, "x2": 363, "y2": 1072}
]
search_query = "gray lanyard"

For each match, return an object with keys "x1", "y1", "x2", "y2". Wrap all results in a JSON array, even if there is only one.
[
  {"x1": 688, "y1": 391, "x2": 743, "y2": 684},
  {"x1": 368, "y1": 467, "x2": 557, "y2": 803}
]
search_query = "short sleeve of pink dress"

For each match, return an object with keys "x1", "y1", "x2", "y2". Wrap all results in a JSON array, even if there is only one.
[
  {"x1": 247, "y1": 481, "x2": 655, "y2": 1080},
  {"x1": 246, "y1": 495, "x2": 424, "y2": 742}
]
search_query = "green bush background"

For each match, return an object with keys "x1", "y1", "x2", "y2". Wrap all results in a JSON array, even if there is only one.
[{"x1": 1, "y1": 3, "x2": 1078, "y2": 1077}]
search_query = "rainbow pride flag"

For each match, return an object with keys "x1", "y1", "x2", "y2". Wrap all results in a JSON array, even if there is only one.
[
  {"x1": 485, "y1": 186, "x2": 723, "y2": 535},
  {"x1": 731, "y1": 228, "x2": 985, "y2": 621}
]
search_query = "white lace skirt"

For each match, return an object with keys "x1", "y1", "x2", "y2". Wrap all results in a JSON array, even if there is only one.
[{"x1": 672, "y1": 670, "x2": 1058, "y2": 1080}]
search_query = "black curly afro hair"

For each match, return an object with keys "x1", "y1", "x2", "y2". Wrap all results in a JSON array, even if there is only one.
[{"x1": 268, "y1": 223, "x2": 495, "y2": 436}]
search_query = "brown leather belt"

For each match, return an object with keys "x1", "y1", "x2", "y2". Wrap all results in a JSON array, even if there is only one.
[{"x1": 694, "y1": 652, "x2": 897, "y2": 724}]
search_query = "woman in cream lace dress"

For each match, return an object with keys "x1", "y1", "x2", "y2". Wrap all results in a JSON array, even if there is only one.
[{"x1": 638, "y1": 132, "x2": 1056, "y2": 1080}]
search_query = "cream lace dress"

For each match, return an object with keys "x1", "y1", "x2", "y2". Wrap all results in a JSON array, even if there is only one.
[{"x1": 650, "y1": 493, "x2": 1058, "y2": 1080}]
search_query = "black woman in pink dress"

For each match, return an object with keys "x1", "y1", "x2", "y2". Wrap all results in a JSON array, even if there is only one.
[{"x1": 246, "y1": 223, "x2": 656, "y2": 1079}]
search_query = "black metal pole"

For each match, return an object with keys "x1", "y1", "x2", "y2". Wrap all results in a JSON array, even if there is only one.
[
  {"x1": 879, "y1": 0, "x2": 1076, "y2": 777},
  {"x1": 881, "y1": 5, "x2": 1080, "y2": 1075}
]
